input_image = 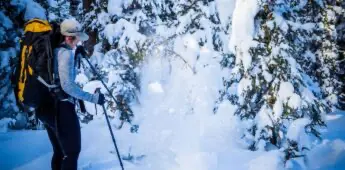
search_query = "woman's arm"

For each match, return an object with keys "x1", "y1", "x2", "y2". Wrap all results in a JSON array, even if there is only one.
[{"x1": 58, "y1": 48, "x2": 99, "y2": 104}]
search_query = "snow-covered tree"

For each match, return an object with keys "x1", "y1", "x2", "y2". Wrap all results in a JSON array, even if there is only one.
[
  {"x1": 0, "y1": 0, "x2": 47, "y2": 129},
  {"x1": 47, "y1": 0, "x2": 71, "y2": 22},
  {"x1": 0, "y1": 1, "x2": 21, "y2": 122},
  {"x1": 81, "y1": 0, "x2": 235, "y2": 132},
  {"x1": 82, "y1": 0, "x2": 152, "y2": 132},
  {"x1": 315, "y1": 0, "x2": 340, "y2": 108},
  {"x1": 334, "y1": 1, "x2": 345, "y2": 109},
  {"x1": 217, "y1": 0, "x2": 332, "y2": 161}
]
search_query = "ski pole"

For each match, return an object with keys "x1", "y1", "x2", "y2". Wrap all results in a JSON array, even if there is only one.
[
  {"x1": 102, "y1": 104, "x2": 125, "y2": 170},
  {"x1": 80, "y1": 53, "x2": 132, "y2": 122},
  {"x1": 83, "y1": 56, "x2": 119, "y2": 104},
  {"x1": 96, "y1": 89, "x2": 125, "y2": 170},
  {"x1": 75, "y1": 46, "x2": 121, "y2": 106}
]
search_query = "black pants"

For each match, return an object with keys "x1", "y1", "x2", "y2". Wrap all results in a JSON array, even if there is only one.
[{"x1": 36, "y1": 98, "x2": 81, "y2": 170}]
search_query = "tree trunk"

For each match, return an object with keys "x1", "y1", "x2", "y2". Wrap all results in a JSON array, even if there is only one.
[
  {"x1": 85, "y1": 31, "x2": 97, "y2": 56},
  {"x1": 83, "y1": 0, "x2": 92, "y2": 11},
  {"x1": 83, "y1": 0, "x2": 97, "y2": 56},
  {"x1": 70, "y1": 0, "x2": 80, "y2": 17}
]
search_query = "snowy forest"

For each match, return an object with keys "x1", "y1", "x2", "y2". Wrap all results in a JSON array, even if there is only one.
[{"x1": 1, "y1": 0, "x2": 345, "y2": 169}]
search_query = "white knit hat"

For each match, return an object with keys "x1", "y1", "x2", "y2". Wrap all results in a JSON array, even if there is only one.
[{"x1": 60, "y1": 18, "x2": 89, "y2": 41}]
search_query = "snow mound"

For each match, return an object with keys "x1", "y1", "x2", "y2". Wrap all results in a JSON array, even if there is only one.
[
  {"x1": 148, "y1": 82, "x2": 164, "y2": 93},
  {"x1": 248, "y1": 150, "x2": 284, "y2": 170},
  {"x1": 0, "y1": 118, "x2": 15, "y2": 133}
]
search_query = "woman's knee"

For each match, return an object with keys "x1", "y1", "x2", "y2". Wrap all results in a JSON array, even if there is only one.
[
  {"x1": 64, "y1": 151, "x2": 80, "y2": 159},
  {"x1": 61, "y1": 152, "x2": 79, "y2": 170},
  {"x1": 62, "y1": 151, "x2": 80, "y2": 165}
]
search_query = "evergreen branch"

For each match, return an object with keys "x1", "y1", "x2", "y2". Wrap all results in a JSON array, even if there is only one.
[
  {"x1": 164, "y1": 49, "x2": 197, "y2": 74},
  {"x1": 177, "y1": 0, "x2": 201, "y2": 16}
]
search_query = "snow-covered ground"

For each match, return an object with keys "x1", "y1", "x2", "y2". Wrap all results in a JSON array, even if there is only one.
[
  {"x1": 306, "y1": 112, "x2": 345, "y2": 170},
  {"x1": 1, "y1": 111, "x2": 345, "y2": 170}
]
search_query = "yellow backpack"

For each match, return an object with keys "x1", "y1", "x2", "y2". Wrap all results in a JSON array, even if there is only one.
[{"x1": 12, "y1": 19, "x2": 61, "y2": 111}]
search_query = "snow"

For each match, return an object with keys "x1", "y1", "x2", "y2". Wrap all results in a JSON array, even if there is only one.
[
  {"x1": 229, "y1": 0, "x2": 259, "y2": 70},
  {"x1": 307, "y1": 139, "x2": 345, "y2": 170},
  {"x1": 286, "y1": 118, "x2": 310, "y2": 143},
  {"x1": 107, "y1": 0, "x2": 135, "y2": 17},
  {"x1": 75, "y1": 73, "x2": 90, "y2": 86},
  {"x1": 248, "y1": 150, "x2": 284, "y2": 170},
  {"x1": 263, "y1": 70, "x2": 273, "y2": 82},
  {"x1": 288, "y1": 94, "x2": 302, "y2": 109},
  {"x1": 278, "y1": 82, "x2": 295, "y2": 101},
  {"x1": 306, "y1": 112, "x2": 345, "y2": 170},
  {"x1": 277, "y1": 82, "x2": 302, "y2": 109},
  {"x1": 215, "y1": 0, "x2": 236, "y2": 28},
  {"x1": 173, "y1": 34, "x2": 200, "y2": 69},
  {"x1": 301, "y1": 86, "x2": 318, "y2": 104},
  {"x1": 273, "y1": 100, "x2": 283, "y2": 120},
  {"x1": 0, "y1": 12, "x2": 13, "y2": 29},
  {"x1": 97, "y1": 11, "x2": 111, "y2": 28},
  {"x1": 108, "y1": 0, "x2": 123, "y2": 16},
  {"x1": 148, "y1": 82, "x2": 164, "y2": 94},
  {"x1": 1, "y1": 0, "x2": 344, "y2": 170},
  {"x1": 47, "y1": 0, "x2": 57, "y2": 7},
  {"x1": 304, "y1": 50, "x2": 316, "y2": 62},
  {"x1": 269, "y1": 12, "x2": 289, "y2": 33},
  {"x1": 238, "y1": 78, "x2": 252, "y2": 104},
  {"x1": 0, "y1": 118, "x2": 15, "y2": 133},
  {"x1": 11, "y1": 0, "x2": 47, "y2": 21},
  {"x1": 0, "y1": 114, "x2": 325, "y2": 169},
  {"x1": 2, "y1": 111, "x2": 345, "y2": 170},
  {"x1": 256, "y1": 106, "x2": 273, "y2": 136},
  {"x1": 0, "y1": 51, "x2": 10, "y2": 68},
  {"x1": 90, "y1": 43, "x2": 106, "y2": 65},
  {"x1": 103, "y1": 19, "x2": 146, "y2": 51}
]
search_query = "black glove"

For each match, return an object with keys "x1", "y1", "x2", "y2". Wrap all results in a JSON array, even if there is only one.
[
  {"x1": 97, "y1": 93, "x2": 106, "y2": 105},
  {"x1": 75, "y1": 45, "x2": 88, "y2": 58}
]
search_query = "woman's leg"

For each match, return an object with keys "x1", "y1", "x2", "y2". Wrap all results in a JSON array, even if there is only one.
[
  {"x1": 56, "y1": 101, "x2": 81, "y2": 170},
  {"x1": 45, "y1": 125, "x2": 64, "y2": 170},
  {"x1": 36, "y1": 97, "x2": 65, "y2": 170}
]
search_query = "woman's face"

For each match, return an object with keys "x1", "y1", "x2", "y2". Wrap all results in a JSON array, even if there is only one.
[
  {"x1": 65, "y1": 36, "x2": 80, "y2": 48},
  {"x1": 72, "y1": 36, "x2": 80, "y2": 48}
]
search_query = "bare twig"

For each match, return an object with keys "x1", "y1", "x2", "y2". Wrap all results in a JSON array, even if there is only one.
[{"x1": 165, "y1": 49, "x2": 197, "y2": 74}]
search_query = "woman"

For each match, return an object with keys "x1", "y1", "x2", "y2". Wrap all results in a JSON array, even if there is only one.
[{"x1": 36, "y1": 18, "x2": 105, "y2": 170}]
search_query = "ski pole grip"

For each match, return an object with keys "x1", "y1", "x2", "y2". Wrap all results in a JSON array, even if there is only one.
[
  {"x1": 94, "y1": 87, "x2": 101, "y2": 94},
  {"x1": 76, "y1": 45, "x2": 89, "y2": 58}
]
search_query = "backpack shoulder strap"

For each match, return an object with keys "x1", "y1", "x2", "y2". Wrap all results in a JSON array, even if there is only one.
[
  {"x1": 58, "y1": 44, "x2": 70, "y2": 50},
  {"x1": 56, "y1": 44, "x2": 81, "y2": 69},
  {"x1": 56, "y1": 45, "x2": 73, "y2": 60}
]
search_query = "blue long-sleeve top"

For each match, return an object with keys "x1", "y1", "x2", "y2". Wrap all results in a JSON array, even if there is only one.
[{"x1": 54, "y1": 44, "x2": 99, "y2": 104}]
